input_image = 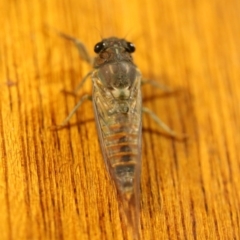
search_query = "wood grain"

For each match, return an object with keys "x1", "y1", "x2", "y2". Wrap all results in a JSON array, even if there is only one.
[{"x1": 1, "y1": 0, "x2": 240, "y2": 239}]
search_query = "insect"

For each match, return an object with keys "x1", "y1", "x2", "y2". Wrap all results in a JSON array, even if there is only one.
[{"x1": 55, "y1": 32, "x2": 183, "y2": 240}]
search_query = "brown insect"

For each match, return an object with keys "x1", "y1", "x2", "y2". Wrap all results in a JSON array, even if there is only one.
[{"x1": 55, "y1": 31, "x2": 183, "y2": 239}]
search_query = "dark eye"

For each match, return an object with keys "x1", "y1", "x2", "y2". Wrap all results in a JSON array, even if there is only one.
[
  {"x1": 94, "y1": 42, "x2": 105, "y2": 53},
  {"x1": 126, "y1": 42, "x2": 135, "y2": 53}
]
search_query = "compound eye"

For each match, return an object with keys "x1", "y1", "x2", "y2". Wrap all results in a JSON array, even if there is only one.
[
  {"x1": 126, "y1": 42, "x2": 135, "y2": 53},
  {"x1": 94, "y1": 41, "x2": 105, "y2": 53}
]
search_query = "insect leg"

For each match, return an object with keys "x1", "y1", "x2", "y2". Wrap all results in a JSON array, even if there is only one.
[
  {"x1": 62, "y1": 71, "x2": 93, "y2": 97},
  {"x1": 141, "y1": 79, "x2": 172, "y2": 92},
  {"x1": 61, "y1": 94, "x2": 92, "y2": 126},
  {"x1": 54, "y1": 30, "x2": 93, "y2": 65},
  {"x1": 142, "y1": 107, "x2": 187, "y2": 139},
  {"x1": 73, "y1": 71, "x2": 93, "y2": 93}
]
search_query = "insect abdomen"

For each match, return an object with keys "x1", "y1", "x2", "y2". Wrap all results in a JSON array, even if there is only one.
[{"x1": 103, "y1": 117, "x2": 141, "y2": 194}]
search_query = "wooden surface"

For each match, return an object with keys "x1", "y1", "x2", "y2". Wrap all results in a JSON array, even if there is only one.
[{"x1": 1, "y1": 0, "x2": 240, "y2": 239}]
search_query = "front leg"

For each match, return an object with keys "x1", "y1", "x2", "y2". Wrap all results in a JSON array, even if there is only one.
[
  {"x1": 47, "y1": 26, "x2": 93, "y2": 65},
  {"x1": 57, "y1": 31, "x2": 93, "y2": 65}
]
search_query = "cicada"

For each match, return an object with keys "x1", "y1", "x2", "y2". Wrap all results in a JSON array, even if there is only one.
[{"x1": 56, "y1": 32, "x2": 182, "y2": 240}]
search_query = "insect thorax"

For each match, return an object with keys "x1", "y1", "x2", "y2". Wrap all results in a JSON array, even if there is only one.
[{"x1": 92, "y1": 61, "x2": 140, "y2": 98}]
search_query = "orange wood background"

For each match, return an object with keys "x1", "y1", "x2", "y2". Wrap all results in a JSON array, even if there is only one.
[{"x1": 1, "y1": 0, "x2": 240, "y2": 239}]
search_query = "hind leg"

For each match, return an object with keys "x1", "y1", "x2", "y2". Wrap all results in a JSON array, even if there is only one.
[{"x1": 142, "y1": 107, "x2": 187, "y2": 140}]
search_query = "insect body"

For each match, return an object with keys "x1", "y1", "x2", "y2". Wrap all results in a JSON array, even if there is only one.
[
  {"x1": 92, "y1": 38, "x2": 142, "y2": 195},
  {"x1": 56, "y1": 32, "x2": 183, "y2": 240},
  {"x1": 92, "y1": 38, "x2": 142, "y2": 239}
]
